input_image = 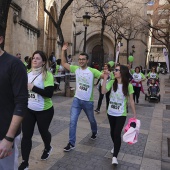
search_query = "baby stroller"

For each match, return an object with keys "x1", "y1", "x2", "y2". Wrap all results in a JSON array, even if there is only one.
[
  {"x1": 145, "y1": 80, "x2": 160, "y2": 102},
  {"x1": 146, "y1": 77, "x2": 159, "y2": 86}
]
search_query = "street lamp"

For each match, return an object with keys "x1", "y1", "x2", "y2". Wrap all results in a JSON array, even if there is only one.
[
  {"x1": 117, "y1": 34, "x2": 122, "y2": 43},
  {"x1": 150, "y1": 54, "x2": 155, "y2": 69},
  {"x1": 83, "y1": 12, "x2": 91, "y2": 52}
]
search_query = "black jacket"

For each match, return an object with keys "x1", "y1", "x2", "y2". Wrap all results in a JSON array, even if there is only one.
[{"x1": 0, "y1": 52, "x2": 28, "y2": 140}]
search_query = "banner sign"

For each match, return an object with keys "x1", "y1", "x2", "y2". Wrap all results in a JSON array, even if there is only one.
[
  {"x1": 115, "y1": 42, "x2": 120, "y2": 63},
  {"x1": 163, "y1": 48, "x2": 169, "y2": 72}
]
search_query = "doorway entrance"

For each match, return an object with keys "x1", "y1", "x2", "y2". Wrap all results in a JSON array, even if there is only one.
[{"x1": 92, "y1": 45, "x2": 103, "y2": 67}]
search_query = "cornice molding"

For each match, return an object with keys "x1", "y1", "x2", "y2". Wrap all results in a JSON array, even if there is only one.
[
  {"x1": 10, "y1": 1, "x2": 22, "y2": 12},
  {"x1": 19, "y1": 19, "x2": 40, "y2": 37}
]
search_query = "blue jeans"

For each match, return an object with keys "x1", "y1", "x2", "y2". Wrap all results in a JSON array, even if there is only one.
[{"x1": 69, "y1": 97, "x2": 97, "y2": 146}]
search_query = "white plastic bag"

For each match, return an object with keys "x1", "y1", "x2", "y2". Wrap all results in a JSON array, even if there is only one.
[{"x1": 123, "y1": 119, "x2": 141, "y2": 144}]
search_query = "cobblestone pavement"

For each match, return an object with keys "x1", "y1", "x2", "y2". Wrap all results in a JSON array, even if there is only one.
[{"x1": 18, "y1": 75, "x2": 170, "y2": 170}]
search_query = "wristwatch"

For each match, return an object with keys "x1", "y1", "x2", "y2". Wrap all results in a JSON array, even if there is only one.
[{"x1": 4, "y1": 136, "x2": 14, "y2": 142}]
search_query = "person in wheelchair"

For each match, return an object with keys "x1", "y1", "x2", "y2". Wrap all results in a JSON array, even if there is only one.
[
  {"x1": 148, "y1": 79, "x2": 160, "y2": 96},
  {"x1": 146, "y1": 67, "x2": 159, "y2": 86}
]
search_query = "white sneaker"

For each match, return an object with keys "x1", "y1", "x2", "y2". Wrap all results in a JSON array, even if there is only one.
[
  {"x1": 111, "y1": 147, "x2": 114, "y2": 154},
  {"x1": 112, "y1": 157, "x2": 118, "y2": 165}
]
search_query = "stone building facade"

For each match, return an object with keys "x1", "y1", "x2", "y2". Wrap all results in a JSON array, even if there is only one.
[
  {"x1": 5, "y1": 0, "x2": 148, "y2": 68},
  {"x1": 5, "y1": 0, "x2": 61, "y2": 60},
  {"x1": 147, "y1": 0, "x2": 169, "y2": 66}
]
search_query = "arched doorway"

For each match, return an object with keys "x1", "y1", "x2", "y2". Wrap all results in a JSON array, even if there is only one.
[{"x1": 92, "y1": 45, "x2": 103, "y2": 66}]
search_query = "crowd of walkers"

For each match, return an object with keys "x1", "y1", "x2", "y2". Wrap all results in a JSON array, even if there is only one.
[{"x1": 0, "y1": 27, "x2": 160, "y2": 170}]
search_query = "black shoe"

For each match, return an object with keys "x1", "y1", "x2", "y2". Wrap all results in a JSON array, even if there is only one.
[
  {"x1": 41, "y1": 146, "x2": 53, "y2": 160},
  {"x1": 136, "y1": 99, "x2": 139, "y2": 104},
  {"x1": 94, "y1": 109, "x2": 100, "y2": 113},
  {"x1": 18, "y1": 161, "x2": 29, "y2": 170},
  {"x1": 63, "y1": 143, "x2": 75, "y2": 152},
  {"x1": 91, "y1": 132, "x2": 97, "y2": 140}
]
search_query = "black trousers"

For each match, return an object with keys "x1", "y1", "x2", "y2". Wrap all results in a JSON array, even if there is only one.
[
  {"x1": 107, "y1": 114, "x2": 126, "y2": 158},
  {"x1": 133, "y1": 86, "x2": 141, "y2": 102},
  {"x1": 97, "y1": 85, "x2": 111, "y2": 110},
  {"x1": 21, "y1": 107, "x2": 54, "y2": 162}
]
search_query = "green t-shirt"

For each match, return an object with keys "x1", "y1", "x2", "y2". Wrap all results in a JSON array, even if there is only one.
[
  {"x1": 106, "y1": 81, "x2": 134, "y2": 116},
  {"x1": 24, "y1": 61, "x2": 28, "y2": 67},
  {"x1": 70, "y1": 65, "x2": 102, "y2": 101},
  {"x1": 55, "y1": 65, "x2": 60, "y2": 75}
]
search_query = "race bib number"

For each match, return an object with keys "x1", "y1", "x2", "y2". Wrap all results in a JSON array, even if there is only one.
[
  {"x1": 110, "y1": 102, "x2": 122, "y2": 111},
  {"x1": 28, "y1": 91, "x2": 38, "y2": 101},
  {"x1": 78, "y1": 83, "x2": 89, "y2": 92}
]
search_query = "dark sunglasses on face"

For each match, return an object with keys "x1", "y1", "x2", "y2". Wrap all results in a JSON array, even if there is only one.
[{"x1": 114, "y1": 68, "x2": 120, "y2": 72}]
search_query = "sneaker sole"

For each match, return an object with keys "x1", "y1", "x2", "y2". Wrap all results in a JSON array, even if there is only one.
[
  {"x1": 41, "y1": 147, "x2": 53, "y2": 161},
  {"x1": 94, "y1": 111, "x2": 100, "y2": 113},
  {"x1": 90, "y1": 137, "x2": 97, "y2": 140},
  {"x1": 63, "y1": 146, "x2": 75, "y2": 152}
]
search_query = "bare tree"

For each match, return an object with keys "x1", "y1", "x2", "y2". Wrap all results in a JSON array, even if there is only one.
[
  {"x1": 42, "y1": 0, "x2": 74, "y2": 96},
  {"x1": 120, "y1": 12, "x2": 146, "y2": 63},
  {"x1": 43, "y1": 0, "x2": 74, "y2": 46},
  {"x1": 74, "y1": 0, "x2": 124, "y2": 68},
  {"x1": 144, "y1": 0, "x2": 170, "y2": 69},
  {"x1": 107, "y1": 8, "x2": 146, "y2": 63}
]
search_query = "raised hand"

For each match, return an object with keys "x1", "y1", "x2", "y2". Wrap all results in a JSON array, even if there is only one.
[{"x1": 62, "y1": 43, "x2": 68, "y2": 51}]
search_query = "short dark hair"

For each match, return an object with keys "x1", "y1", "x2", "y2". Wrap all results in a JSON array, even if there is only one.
[
  {"x1": 135, "y1": 66, "x2": 140, "y2": 72},
  {"x1": 57, "y1": 59, "x2": 61, "y2": 65},
  {"x1": 79, "y1": 52, "x2": 89, "y2": 60},
  {"x1": 24, "y1": 56, "x2": 29, "y2": 61},
  {"x1": 104, "y1": 63, "x2": 111, "y2": 71}
]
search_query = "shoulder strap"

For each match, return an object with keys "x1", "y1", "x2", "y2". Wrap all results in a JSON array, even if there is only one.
[{"x1": 31, "y1": 72, "x2": 42, "y2": 83}]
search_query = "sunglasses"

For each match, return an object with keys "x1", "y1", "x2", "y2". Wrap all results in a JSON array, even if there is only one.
[{"x1": 114, "y1": 68, "x2": 120, "y2": 72}]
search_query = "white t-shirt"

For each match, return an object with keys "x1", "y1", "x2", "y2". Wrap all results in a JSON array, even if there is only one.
[
  {"x1": 70, "y1": 66, "x2": 101, "y2": 101},
  {"x1": 106, "y1": 82, "x2": 134, "y2": 117},
  {"x1": 28, "y1": 71, "x2": 54, "y2": 111},
  {"x1": 149, "y1": 73, "x2": 157, "y2": 79},
  {"x1": 132, "y1": 73, "x2": 142, "y2": 82}
]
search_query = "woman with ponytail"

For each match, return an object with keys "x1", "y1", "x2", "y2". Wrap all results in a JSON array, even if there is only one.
[
  {"x1": 19, "y1": 51, "x2": 54, "y2": 170},
  {"x1": 102, "y1": 65, "x2": 137, "y2": 166}
]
